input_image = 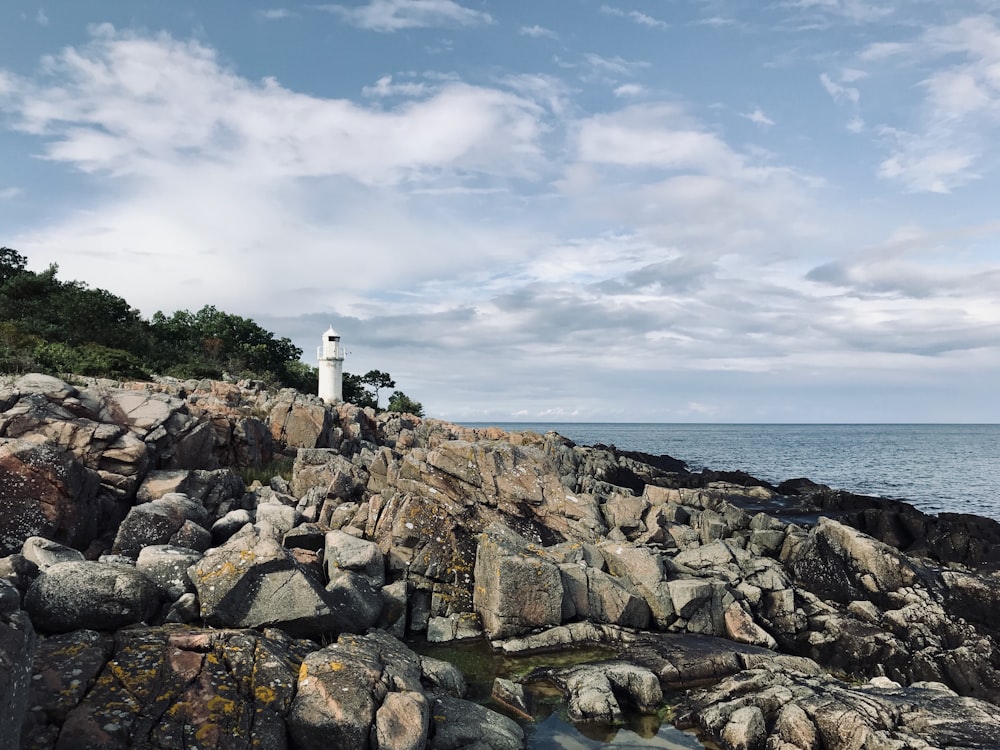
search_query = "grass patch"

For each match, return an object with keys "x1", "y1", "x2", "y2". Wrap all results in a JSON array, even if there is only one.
[{"x1": 239, "y1": 456, "x2": 294, "y2": 487}]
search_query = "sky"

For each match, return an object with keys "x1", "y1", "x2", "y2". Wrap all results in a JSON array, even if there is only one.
[{"x1": 2, "y1": 0, "x2": 1000, "y2": 423}]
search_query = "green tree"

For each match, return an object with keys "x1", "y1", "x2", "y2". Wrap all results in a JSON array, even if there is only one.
[
  {"x1": 342, "y1": 372, "x2": 377, "y2": 409},
  {"x1": 361, "y1": 370, "x2": 395, "y2": 409},
  {"x1": 148, "y1": 305, "x2": 303, "y2": 385},
  {"x1": 386, "y1": 390, "x2": 424, "y2": 417},
  {"x1": 0, "y1": 247, "x2": 28, "y2": 284}
]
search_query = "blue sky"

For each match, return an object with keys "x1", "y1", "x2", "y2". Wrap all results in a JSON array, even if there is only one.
[{"x1": 2, "y1": 1, "x2": 1000, "y2": 422}]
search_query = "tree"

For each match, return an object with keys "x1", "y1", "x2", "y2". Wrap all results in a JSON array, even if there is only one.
[
  {"x1": 0, "y1": 247, "x2": 27, "y2": 284},
  {"x1": 361, "y1": 370, "x2": 395, "y2": 409},
  {"x1": 387, "y1": 390, "x2": 424, "y2": 417},
  {"x1": 342, "y1": 372, "x2": 377, "y2": 409}
]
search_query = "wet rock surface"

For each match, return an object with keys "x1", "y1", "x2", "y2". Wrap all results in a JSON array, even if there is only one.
[{"x1": 2, "y1": 374, "x2": 1000, "y2": 749}]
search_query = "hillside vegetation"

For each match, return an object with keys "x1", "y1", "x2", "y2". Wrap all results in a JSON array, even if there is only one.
[{"x1": 0, "y1": 247, "x2": 422, "y2": 415}]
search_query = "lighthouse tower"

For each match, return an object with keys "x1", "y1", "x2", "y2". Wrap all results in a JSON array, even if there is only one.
[{"x1": 317, "y1": 326, "x2": 344, "y2": 404}]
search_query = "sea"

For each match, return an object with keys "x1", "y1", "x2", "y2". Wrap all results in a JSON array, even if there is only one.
[{"x1": 460, "y1": 423, "x2": 1000, "y2": 523}]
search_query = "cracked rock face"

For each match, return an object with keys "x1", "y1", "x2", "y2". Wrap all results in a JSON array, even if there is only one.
[{"x1": 676, "y1": 664, "x2": 1000, "y2": 750}]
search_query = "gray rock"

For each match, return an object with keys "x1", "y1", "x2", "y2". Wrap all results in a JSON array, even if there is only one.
[
  {"x1": 325, "y1": 528, "x2": 385, "y2": 587},
  {"x1": 426, "y1": 613, "x2": 483, "y2": 643},
  {"x1": 721, "y1": 705, "x2": 766, "y2": 750},
  {"x1": 255, "y1": 500, "x2": 301, "y2": 537},
  {"x1": 189, "y1": 527, "x2": 346, "y2": 637},
  {"x1": 135, "y1": 545, "x2": 202, "y2": 600},
  {"x1": 0, "y1": 578, "x2": 36, "y2": 750},
  {"x1": 24, "y1": 561, "x2": 162, "y2": 633},
  {"x1": 211, "y1": 508, "x2": 252, "y2": 543},
  {"x1": 537, "y1": 661, "x2": 662, "y2": 723},
  {"x1": 419, "y1": 655, "x2": 467, "y2": 698},
  {"x1": 473, "y1": 523, "x2": 563, "y2": 639},
  {"x1": 324, "y1": 568, "x2": 383, "y2": 632},
  {"x1": 289, "y1": 631, "x2": 428, "y2": 750},
  {"x1": 112, "y1": 495, "x2": 210, "y2": 558},
  {"x1": 21, "y1": 537, "x2": 85, "y2": 570},
  {"x1": 428, "y1": 694, "x2": 524, "y2": 750}
]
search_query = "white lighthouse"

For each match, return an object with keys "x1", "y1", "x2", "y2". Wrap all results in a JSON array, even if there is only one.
[{"x1": 317, "y1": 326, "x2": 344, "y2": 404}]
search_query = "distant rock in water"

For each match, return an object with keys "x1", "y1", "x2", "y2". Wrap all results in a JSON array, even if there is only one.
[{"x1": 1, "y1": 373, "x2": 1000, "y2": 749}]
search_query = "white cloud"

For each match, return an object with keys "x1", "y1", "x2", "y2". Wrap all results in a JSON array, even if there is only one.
[
  {"x1": 0, "y1": 186, "x2": 22, "y2": 199},
  {"x1": 600, "y1": 5, "x2": 669, "y2": 29},
  {"x1": 819, "y1": 72, "x2": 860, "y2": 104},
  {"x1": 576, "y1": 104, "x2": 743, "y2": 174},
  {"x1": 742, "y1": 107, "x2": 775, "y2": 126},
  {"x1": 846, "y1": 116, "x2": 865, "y2": 132},
  {"x1": 36, "y1": 9, "x2": 49, "y2": 26},
  {"x1": 866, "y1": 15, "x2": 1000, "y2": 193},
  {"x1": 362, "y1": 74, "x2": 430, "y2": 98},
  {"x1": 614, "y1": 83, "x2": 646, "y2": 98},
  {"x1": 316, "y1": 0, "x2": 493, "y2": 32},
  {"x1": 519, "y1": 24, "x2": 557, "y2": 39},
  {"x1": 781, "y1": 0, "x2": 894, "y2": 24},
  {"x1": 858, "y1": 41, "x2": 910, "y2": 61},
  {"x1": 878, "y1": 146, "x2": 978, "y2": 193},
  {"x1": 2, "y1": 27, "x2": 543, "y2": 185},
  {"x1": 581, "y1": 53, "x2": 650, "y2": 83},
  {"x1": 257, "y1": 9, "x2": 294, "y2": 20}
]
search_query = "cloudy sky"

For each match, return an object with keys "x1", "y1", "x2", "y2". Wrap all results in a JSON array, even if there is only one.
[{"x1": 2, "y1": 0, "x2": 1000, "y2": 423}]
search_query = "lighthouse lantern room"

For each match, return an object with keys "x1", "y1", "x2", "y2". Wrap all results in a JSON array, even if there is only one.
[{"x1": 317, "y1": 326, "x2": 344, "y2": 404}]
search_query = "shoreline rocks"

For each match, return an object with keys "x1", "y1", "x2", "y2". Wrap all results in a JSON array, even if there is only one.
[{"x1": 2, "y1": 373, "x2": 1000, "y2": 749}]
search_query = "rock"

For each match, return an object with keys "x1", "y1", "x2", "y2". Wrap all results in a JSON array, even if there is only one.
[
  {"x1": 324, "y1": 569, "x2": 383, "y2": 633},
  {"x1": 537, "y1": 661, "x2": 662, "y2": 722},
  {"x1": 426, "y1": 613, "x2": 483, "y2": 643},
  {"x1": 492, "y1": 678, "x2": 532, "y2": 720},
  {"x1": 325, "y1": 528, "x2": 385, "y2": 587},
  {"x1": 19, "y1": 628, "x2": 112, "y2": 750},
  {"x1": 189, "y1": 527, "x2": 348, "y2": 638},
  {"x1": 211, "y1": 508, "x2": 252, "y2": 542},
  {"x1": 288, "y1": 631, "x2": 427, "y2": 749},
  {"x1": 112, "y1": 494, "x2": 211, "y2": 558},
  {"x1": 473, "y1": 523, "x2": 563, "y2": 639},
  {"x1": 721, "y1": 705, "x2": 766, "y2": 750},
  {"x1": 135, "y1": 545, "x2": 203, "y2": 600},
  {"x1": 0, "y1": 578, "x2": 36, "y2": 750},
  {"x1": 419, "y1": 655, "x2": 468, "y2": 698},
  {"x1": 376, "y1": 691, "x2": 430, "y2": 750},
  {"x1": 135, "y1": 468, "x2": 244, "y2": 519},
  {"x1": 0, "y1": 439, "x2": 102, "y2": 557},
  {"x1": 428, "y1": 694, "x2": 524, "y2": 750},
  {"x1": 678, "y1": 664, "x2": 1000, "y2": 750},
  {"x1": 21, "y1": 536, "x2": 85, "y2": 570},
  {"x1": 270, "y1": 397, "x2": 336, "y2": 450},
  {"x1": 24, "y1": 561, "x2": 162, "y2": 633},
  {"x1": 789, "y1": 518, "x2": 918, "y2": 606},
  {"x1": 255, "y1": 500, "x2": 301, "y2": 537},
  {"x1": 52, "y1": 626, "x2": 309, "y2": 750}
]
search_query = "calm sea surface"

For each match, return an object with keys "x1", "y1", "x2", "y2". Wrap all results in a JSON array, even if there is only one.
[{"x1": 461, "y1": 424, "x2": 1000, "y2": 522}]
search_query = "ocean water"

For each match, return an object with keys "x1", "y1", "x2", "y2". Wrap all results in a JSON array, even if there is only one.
[{"x1": 461, "y1": 423, "x2": 1000, "y2": 522}]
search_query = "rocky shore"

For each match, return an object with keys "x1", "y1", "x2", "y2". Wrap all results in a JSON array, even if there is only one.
[{"x1": 2, "y1": 372, "x2": 1000, "y2": 749}]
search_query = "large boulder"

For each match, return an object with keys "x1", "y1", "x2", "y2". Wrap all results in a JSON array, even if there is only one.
[
  {"x1": 0, "y1": 439, "x2": 102, "y2": 556},
  {"x1": 112, "y1": 493, "x2": 211, "y2": 558},
  {"x1": 24, "y1": 561, "x2": 162, "y2": 633},
  {"x1": 789, "y1": 517, "x2": 919, "y2": 606},
  {"x1": 47, "y1": 626, "x2": 310, "y2": 750},
  {"x1": 189, "y1": 526, "x2": 354, "y2": 637},
  {"x1": 270, "y1": 397, "x2": 336, "y2": 449},
  {"x1": 473, "y1": 523, "x2": 564, "y2": 640},
  {"x1": 0, "y1": 578, "x2": 36, "y2": 750}
]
